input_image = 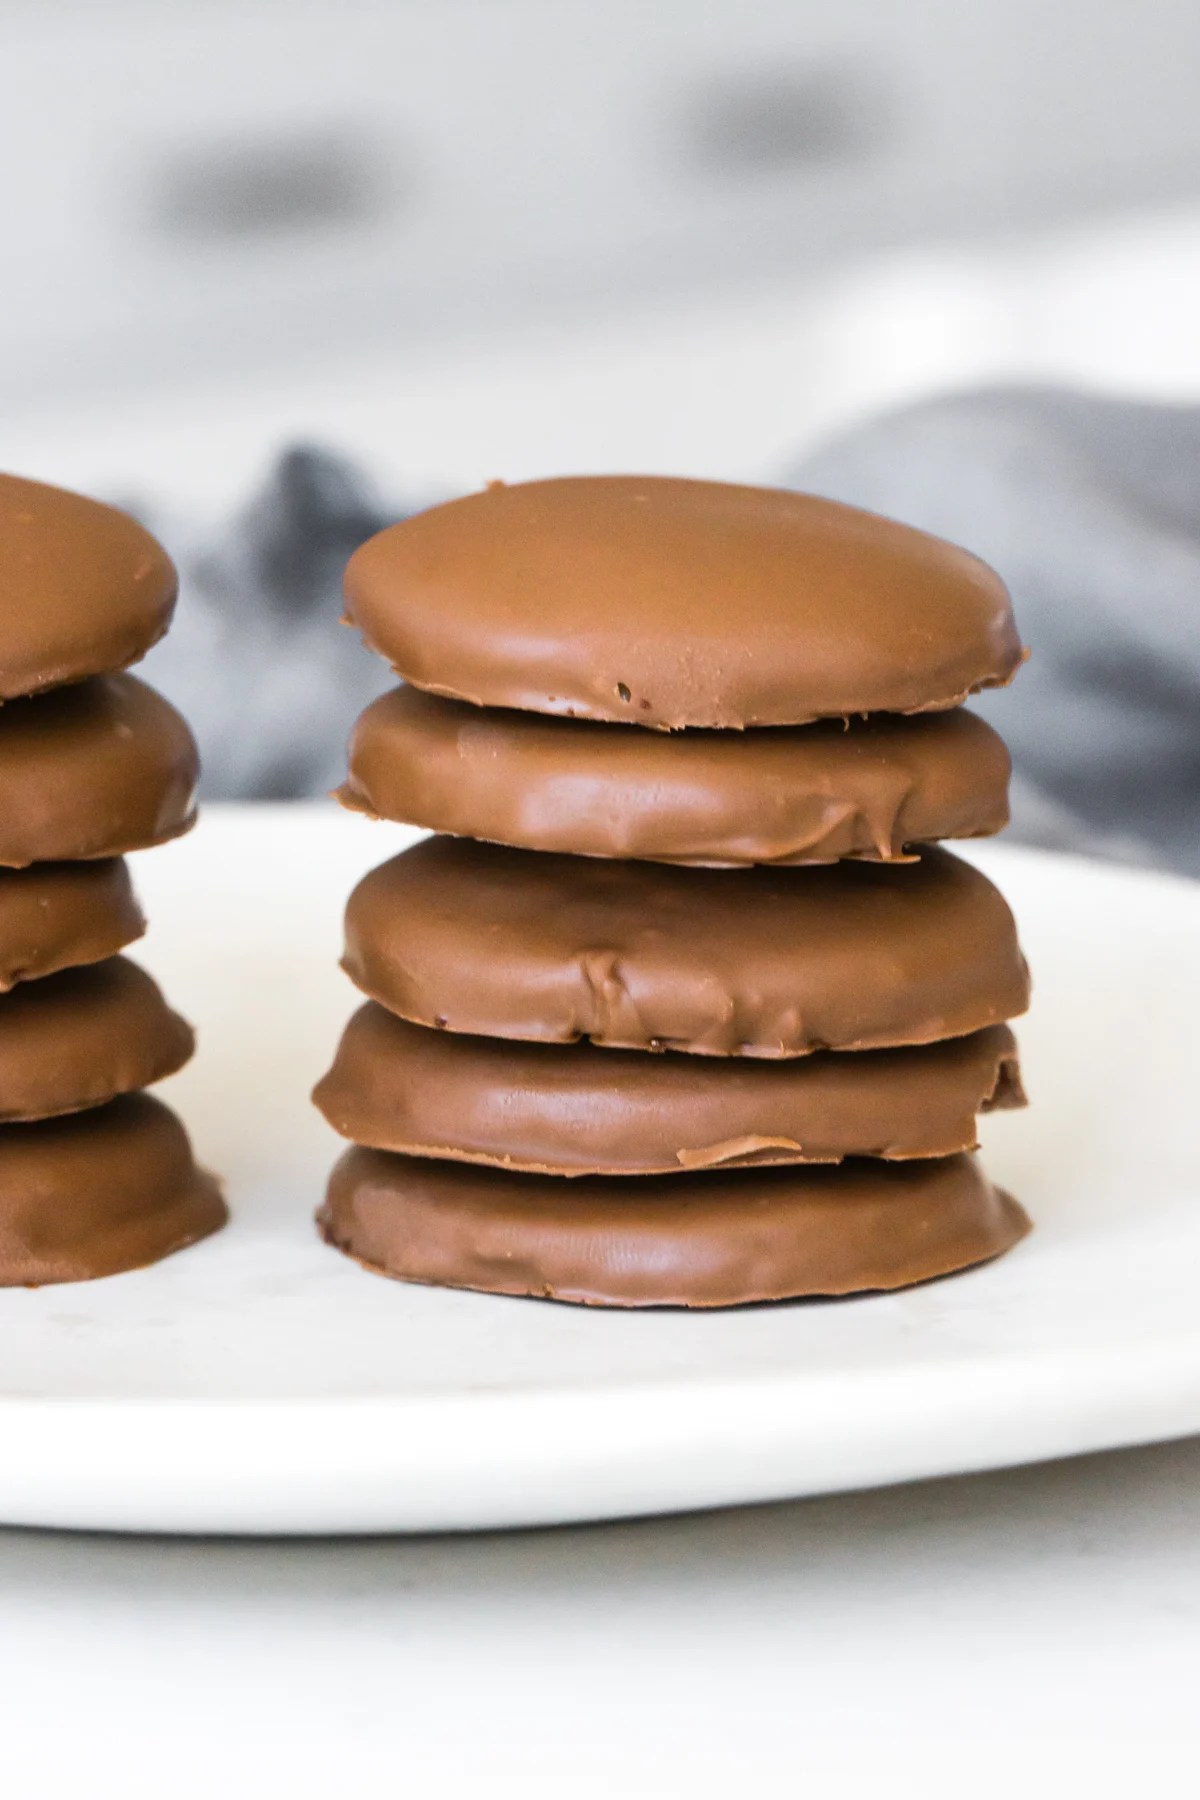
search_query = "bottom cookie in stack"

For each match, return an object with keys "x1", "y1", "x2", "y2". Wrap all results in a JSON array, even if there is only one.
[
  {"x1": 0, "y1": 1095, "x2": 225, "y2": 1289},
  {"x1": 319, "y1": 1150, "x2": 1029, "y2": 1307}
]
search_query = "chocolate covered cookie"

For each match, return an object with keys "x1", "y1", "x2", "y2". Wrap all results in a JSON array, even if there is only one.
[
  {"x1": 314, "y1": 1009, "x2": 1023, "y2": 1174},
  {"x1": 0, "y1": 1094, "x2": 225, "y2": 1287},
  {"x1": 0, "y1": 675, "x2": 198, "y2": 866},
  {"x1": 342, "y1": 837, "x2": 1029, "y2": 1057},
  {"x1": 340, "y1": 686, "x2": 1011, "y2": 866},
  {"x1": 0, "y1": 957, "x2": 194, "y2": 1122},
  {"x1": 0, "y1": 474, "x2": 177, "y2": 698},
  {"x1": 345, "y1": 476, "x2": 1023, "y2": 728},
  {"x1": 0, "y1": 860, "x2": 145, "y2": 991},
  {"x1": 319, "y1": 1147, "x2": 1030, "y2": 1306}
]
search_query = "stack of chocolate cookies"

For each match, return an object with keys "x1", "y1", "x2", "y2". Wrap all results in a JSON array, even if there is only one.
[
  {"x1": 316, "y1": 476, "x2": 1031, "y2": 1307},
  {"x1": 0, "y1": 475, "x2": 225, "y2": 1286}
]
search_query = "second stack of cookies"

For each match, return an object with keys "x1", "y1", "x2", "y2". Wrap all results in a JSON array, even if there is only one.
[
  {"x1": 0, "y1": 474, "x2": 225, "y2": 1286},
  {"x1": 316, "y1": 476, "x2": 1031, "y2": 1306}
]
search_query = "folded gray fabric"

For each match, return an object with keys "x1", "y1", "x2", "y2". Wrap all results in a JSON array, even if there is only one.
[
  {"x1": 136, "y1": 447, "x2": 411, "y2": 800},
  {"x1": 790, "y1": 386, "x2": 1200, "y2": 875}
]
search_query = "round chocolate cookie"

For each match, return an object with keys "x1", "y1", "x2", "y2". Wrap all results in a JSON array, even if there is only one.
[
  {"x1": 319, "y1": 1148, "x2": 1030, "y2": 1305},
  {"x1": 340, "y1": 685, "x2": 1011, "y2": 866},
  {"x1": 344, "y1": 476, "x2": 1024, "y2": 728},
  {"x1": 343, "y1": 838, "x2": 1030, "y2": 1058},
  {"x1": 0, "y1": 674, "x2": 198, "y2": 866},
  {"x1": 315, "y1": 1008, "x2": 1023, "y2": 1175},
  {"x1": 0, "y1": 1093, "x2": 225, "y2": 1287},
  {"x1": 0, "y1": 957, "x2": 194, "y2": 1122},
  {"x1": 0, "y1": 474, "x2": 177, "y2": 699},
  {"x1": 0, "y1": 860, "x2": 145, "y2": 991}
]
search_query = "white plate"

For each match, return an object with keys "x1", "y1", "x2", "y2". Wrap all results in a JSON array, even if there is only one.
[{"x1": 1, "y1": 803, "x2": 1197, "y2": 1535}]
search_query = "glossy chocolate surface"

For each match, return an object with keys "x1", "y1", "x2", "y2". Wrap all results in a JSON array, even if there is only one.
[
  {"x1": 343, "y1": 838, "x2": 1030, "y2": 1057},
  {"x1": 345, "y1": 476, "x2": 1023, "y2": 728},
  {"x1": 315, "y1": 1009, "x2": 1023, "y2": 1174},
  {"x1": 0, "y1": 674, "x2": 198, "y2": 866},
  {"x1": 320, "y1": 1147, "x2": 1030, "y2": 1306},
  {"x1": 0, "y1": 860, "x2": 145, "y2": 992},
  {"x1": 0, "y1": 957, "x2": 194, "y2": 1122},
  {"x1": 0, "y1": 473, "x2": 177, "y2": 698},
  {"x1": 0, "y1": 1094, "x2": 225, "y2": 1287},
  {"x1": 340, "y1": 686, "x2": 1011, "y2": 866}
]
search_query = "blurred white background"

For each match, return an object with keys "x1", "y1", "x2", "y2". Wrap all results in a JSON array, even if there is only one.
[{"x1": 2, "y1": 0, "x2": 1200, "y2": 502}]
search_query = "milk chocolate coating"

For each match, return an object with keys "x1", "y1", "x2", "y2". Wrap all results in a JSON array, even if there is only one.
[
  {"x1": 0, "y1": 1093, "x2": 225, "y2": 1287},
  {"x1": 0, "y1": 675, "x2": 198, "y2": 866},
  {"x1": 0, "y1": 860, "x2": 145, "y2": 991},
  {"x1": 0, "y1": 474, "x2": 177, "y2": 699},
  {"x1": 340, "y1": 685, "x2": 1011, "y2": 866},
  {"x1": 343, "y1": 838, "x2": 1030, "y2": 1057},
  {"x1": 344, "y1": 477, "x2": 1024, "y2": 728},
  {"x1": 319, "y1": 1148, "x2": 1030, "y2": 1306},
  {"x1": 315, "y1": 1008, "x2": 1024, "y2": 1174},
  {"x1": 0, "y1": 956, "x2": 194, "y2": 1122}
]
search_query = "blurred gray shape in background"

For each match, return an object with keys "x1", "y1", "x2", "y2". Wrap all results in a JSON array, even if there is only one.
[
  {"x1": 791, "y1": 387, "x2": 1200, "y2": 874},
  {"x1": 679, "y1": 59, "x2": 895, "y2": 177},
  {"x1": 137, "y1": 448, "x2": 407, "y2": 800},
  {"x1": 144, "y1": 128, "x2": 389, "y2": 242}
]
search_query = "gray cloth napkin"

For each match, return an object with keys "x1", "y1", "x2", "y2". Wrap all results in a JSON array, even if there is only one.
[
  {"x1": 138, "y1": 447, "x2": 410, "y2": 800},
  {"x1": 137, "y1": 389, "x2": 1200, "y2": 874}
]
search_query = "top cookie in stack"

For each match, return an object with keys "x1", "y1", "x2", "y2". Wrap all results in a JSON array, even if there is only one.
[
  {"x1": 344, "y1": 475, "x2": 1022, "y2": 728},
  {"x1": 316, "y1": 476, "x2": 1031, "y2": 1308},
  {"x1": 0, "y1": 474, "x2": 225, "y2": 1287}
]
